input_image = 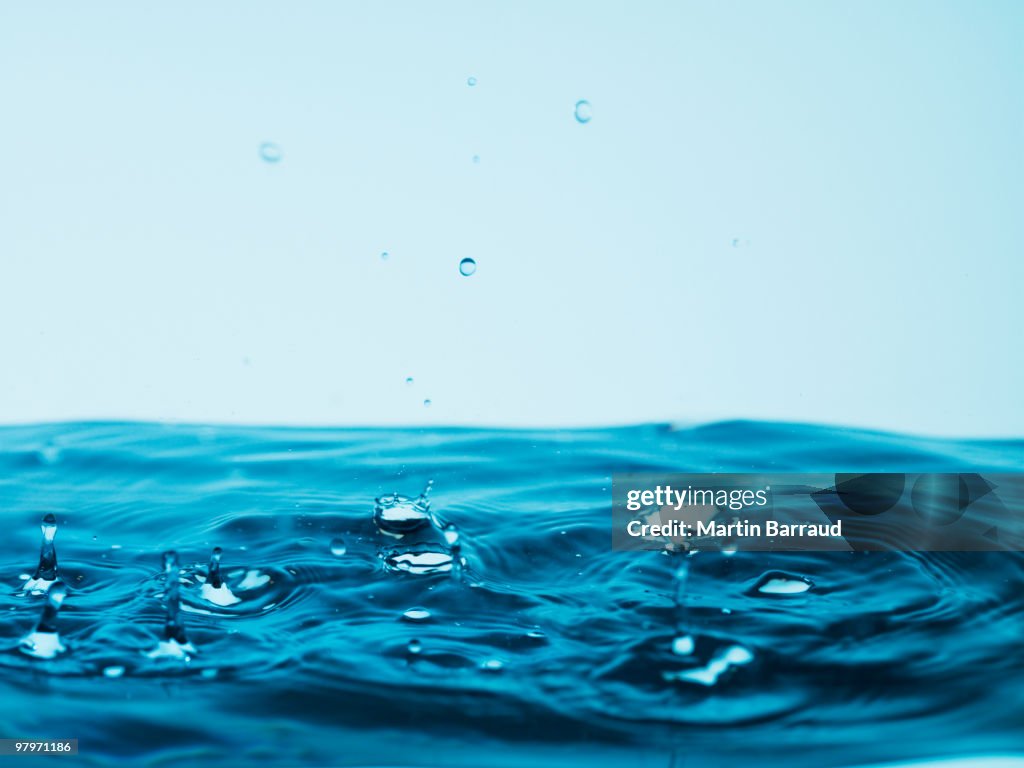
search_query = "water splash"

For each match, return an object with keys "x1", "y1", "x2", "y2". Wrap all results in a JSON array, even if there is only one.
[
  {"x1": 663, "y1": 644, "x2": 754, "y2": 687},
  {"x1": 24, "y1": 513, "x2": 59, "y2": 594},
  {"x1": 374, "y1": 484, "x2": 434, "y2": 538},
  {"x1": 754, "y1": 572, "x2": 813, "y2": 596},
  {"x1": 383, "y1": 550, "x2": 453, "y2": 575},
  {"x1": 145, "y1": 551, "x2": 197, "y2": 661},
  {"x1": 19, "y1": 581, "x2": 68, "y2": 659},
  {"x1": 200, "y1": 547, "x2": 241, "y2": 607},
  {"x1": 670, "y1": 553, "x2": 694, "y2": 656}
]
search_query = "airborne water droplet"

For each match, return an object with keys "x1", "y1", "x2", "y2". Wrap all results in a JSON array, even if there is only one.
[
  {"x1": 329, "y1": 538, "x2": 347, "y2": 556},
  {"x1": 423, "y1": 399, "x2": 432, "y2": 408},
  {"x1": 574, "y1": 100, "x2": 592, "y2": 124},
  {"x1": 407, "y1": 638, "x2": 423, "y2": 655},
  {"x1": 672, "y1": 635, "x2": 695, "y2": 656},
  {"x1": 381, "y1": 251, "x2": 389, "y2": 260},
  {"x1": 259, "y1": 142, "x2": 283, "y2": 163},
  {"x1": 467, "y1": 76, "x2": 477, "y2": 86},
  {"x1": 443, "y1": 523, "x2": 460, "y2": 547},
  {"x1": 405, "y1": 376, "x2": 414, "y2": 385},
  {"x1": 458, "y1": 258, "x2": 476, "y2": 276}
]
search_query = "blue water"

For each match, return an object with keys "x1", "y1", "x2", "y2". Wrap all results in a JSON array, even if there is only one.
[{"x1": 0, "y1": 421, "x2": 1022, "y2": 767}]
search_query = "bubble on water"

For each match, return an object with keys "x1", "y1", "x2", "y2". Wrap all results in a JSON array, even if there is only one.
[
  {"x1": 755, "y1": 573, "x2": 812, "y2": 595},
  {"x1": 407, "y1": 638, "x2": 423, "y2": 655},
  {"x1": 103, "y1": 665, "x2": 126, "y2": 678},
  {"x1": 458, "y1": 258, "x2": 476, "y2": 276},
  {"x1": 467, "y1": 76, "x2": 477, "y2": 86},
  {"x1": 672, "y1": 635, "x2": 695, "y2": 656},
  {"x1": 330, "y1": 538, "x2": 347, "y2": 556},
  {"x1": 259, "y1": 142, "x2": 283, "y2": 163},
  {"x1": 402, "y1": 607, "x2": 431, "y2": 621},
  {"x1": 423, "y1": 399, "x2": 432, "y2": 408},
  {"x1": 443, "y1": 523, "x2": 460, "y2": 548},
  {"x1": 574, "y1": 100, "x2": 592, "y2": 124}
]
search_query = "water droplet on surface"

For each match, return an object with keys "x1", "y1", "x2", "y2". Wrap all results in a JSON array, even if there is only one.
[
  {"x1": 259, "y1": 142, "x2": 283, "y2": 163},
  {"x1": 458, "y1": 258, "x2": 476, "y2": 276},
  {"x1": 755, "y1": 573, "x2": 812, "y2": 595},
  {"x1": 467, "y1": 76, "x2": 477, "y2": 86},
  {"x1": 402, "y1": 607, "x2": 431, "y2": 622},
  {"x1": 330, "y1": 538, "x2": 347, "y2": 556},
  {"x1": 672, "y1": 635, "x2": 695, "y2": 656},
  {"x1": 574, "y1": 100, "x2": 592, "y2": 124}
]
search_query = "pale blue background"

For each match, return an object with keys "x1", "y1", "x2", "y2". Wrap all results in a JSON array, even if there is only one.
[{"x1": 0, "y1": 1, "x2": 1020, "y2": 435}]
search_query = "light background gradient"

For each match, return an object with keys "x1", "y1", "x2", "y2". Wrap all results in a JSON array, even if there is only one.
[{"x1": 0, "y1": 1, "x2": 1020, "y2": 435}]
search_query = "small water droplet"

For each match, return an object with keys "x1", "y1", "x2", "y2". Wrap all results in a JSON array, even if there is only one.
[
  {"x1": 672, "y1": 635, "x2": 695, "y2": 656},
  {"x1": 329, "y1": 538, "x2": 347, "y2": 556},
  {"x1": 472, "y1": 154, "x2": 480, "y2": 164},
  {"x1": 405, "y1": 376, "x2": 414, "y2": 385},
  {"x1": 402, "y1": 607, "x2": 431, "y2": 621},
  {"x1": 574, "y1": 100, "x2": 592, "y2": 124},
  {"x1": 407, "y1": 638, "x2": 422, "y2": 655},
  {"x1": 423, "y1": 399, "x2": 432, "y2": 408},
  {"x1": 259, "y1": 142, "x2": 283, "y2": 163},
  {"x1": 526, "y1": 629, "x2": 546, "y2": 639},
  {"x1": 443, "y1": 523, "x2": 460, "y2": 547},
  {"x1": 467, "y1": 76, "x2": 477, "y2": 86},
  {"x1": 458, "y1": 258, "x2": 476, "y2": 276},
  {"x1": 381, "y1": 251, "x2": 389, "y2": 260},
  {"x1": 103, "y1": 665, "x2": 125, "y2": 678},
  {"x1": 482, "y1": 659, "x2": 504, "y2": 671}
]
